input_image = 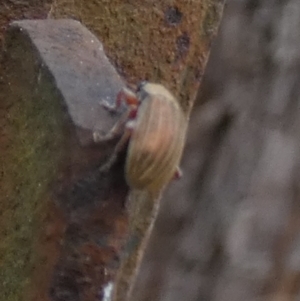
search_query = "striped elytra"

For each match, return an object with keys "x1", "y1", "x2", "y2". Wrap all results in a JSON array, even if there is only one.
[{"x1": 125, "y1": 84, "x2": 187, "y2": 196}]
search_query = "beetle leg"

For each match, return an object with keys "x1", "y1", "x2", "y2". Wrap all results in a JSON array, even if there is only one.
[
  {"x1": 101, "y1": 87, "x2": 139, "y2": 113},
  {"x1": 93, "y1": 108, "x2": 131, "y2": 143},
  {"x1": 99, "y1": 124, "x2": 134, "y2": 172},
  {"x1": 94, "y1": 87, "x2": 139, "y2": 143},
  {"x1": 172, "y1": 167, "x2": 183, "y2": 180},
  {"x1": 94, "y1": 101, "x2": 138, "y2": 140},
  {"x1": 119, "y1": 87, "x2": 139, "y2": 106},
  {"x1": 100, "y1": 99, "x2": 119, "y2": 113},
  {"x1": 115, "y1": 122, "x2": 135, "y2": 153}
]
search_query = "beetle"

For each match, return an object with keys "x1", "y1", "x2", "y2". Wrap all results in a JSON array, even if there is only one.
[{"x1": 94, "y1": 82, "x2": 187, "y2": 197}]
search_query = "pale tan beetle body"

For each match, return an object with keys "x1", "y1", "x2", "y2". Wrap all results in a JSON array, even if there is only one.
[{"x1": 125, "y1": 83, "x2": 187, "y2": 196}]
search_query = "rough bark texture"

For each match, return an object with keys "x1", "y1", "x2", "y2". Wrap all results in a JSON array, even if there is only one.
[{"x1": 132, "y1": 1, "x2": 300, "y2": 301}]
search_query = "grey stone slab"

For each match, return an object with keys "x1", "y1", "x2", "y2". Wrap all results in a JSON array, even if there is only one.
[{"x1": 9, "y1": 19, "x2": 125, "y2": 143}]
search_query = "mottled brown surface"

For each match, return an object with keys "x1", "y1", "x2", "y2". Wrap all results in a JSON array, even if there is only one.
[{"x1": 50, "y1": 0, "x2": 224, "y2": 114}]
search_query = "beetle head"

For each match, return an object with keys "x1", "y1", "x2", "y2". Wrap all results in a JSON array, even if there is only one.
[
  {"x1": 136, "y1": 82, "x2": 176, "y2": 103},
  {"x1": 136, "y1": 80, "x2": 148, "y2": 92}
]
